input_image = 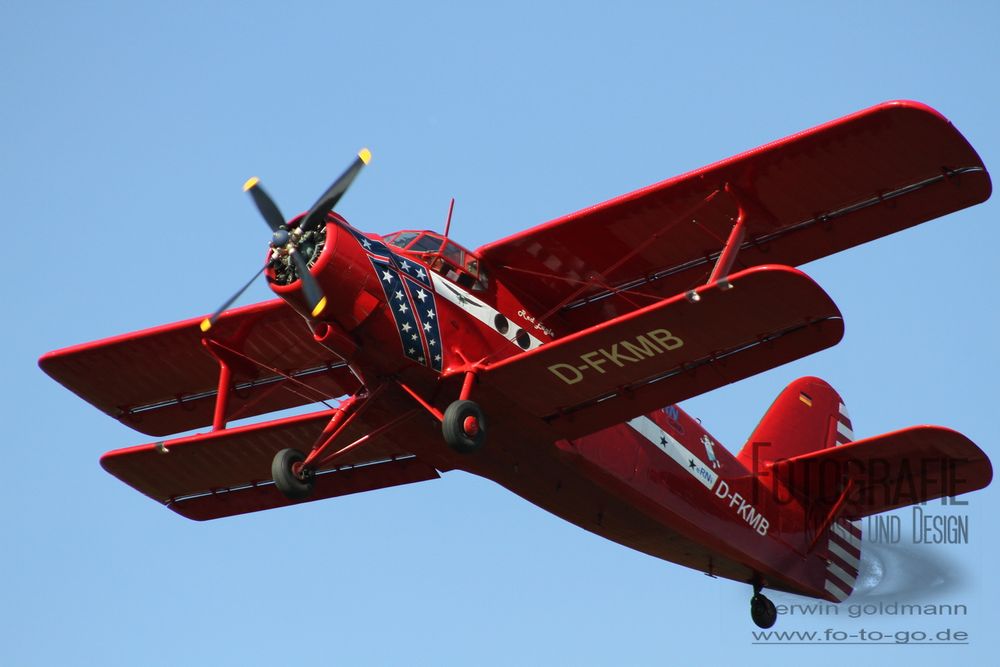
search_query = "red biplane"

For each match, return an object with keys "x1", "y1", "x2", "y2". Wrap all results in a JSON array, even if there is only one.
[{"x1": 41, "y1": 101, "x2": 993, "y2": 628}]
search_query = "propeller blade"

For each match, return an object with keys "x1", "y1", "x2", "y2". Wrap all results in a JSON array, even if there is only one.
[
  {"x1": 288, "y1": 248, "x2": 328, "y2": 317},
  {"x1": 243, "y1": 177, "x2": 287, "y2": 232},
  {"x1": 299, "y1": 148, "x2": 371, "y2": 232},
  {"x1": 200, "y1": 264, "x2": 267, "y2": 332}
]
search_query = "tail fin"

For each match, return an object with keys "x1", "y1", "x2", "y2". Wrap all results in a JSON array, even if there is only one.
[
  {"x1": 736, "y1": 376, "x2": 852, "y2": 470},
  {"x1": 745, "y1": 377, "x2": 992, "y2": 602},
  {"x1": 738, "y1": 376, "x2": 863, "y2": 601}
]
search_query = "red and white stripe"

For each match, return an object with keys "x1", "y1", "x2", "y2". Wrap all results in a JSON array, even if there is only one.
[
  {"x1": 835, "y1": 402, "x2": 854, "y2": 445},
  {"x1": 824, "y1": 402, "x2": 861, "y2": 601}
]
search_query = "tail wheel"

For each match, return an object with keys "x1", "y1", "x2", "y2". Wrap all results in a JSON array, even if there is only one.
[
  {"x1": 272, "y1": 448, "x2": 316, "y2": 500},
  {"x1": 750, "y1": 593, "x2": 777, "y2": 629},
  {"x1": 442, "y1": 400, "x2": 486, "y2": 454}
]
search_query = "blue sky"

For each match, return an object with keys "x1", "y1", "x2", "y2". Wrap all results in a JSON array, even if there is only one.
[{"x1": 3, "y1": 2, "x2": 998, "y2": 664}]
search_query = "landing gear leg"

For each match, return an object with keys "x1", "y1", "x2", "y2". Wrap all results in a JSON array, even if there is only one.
[
  {"x1": 397, "y1": 372, "x2": 487, "y2": 454},
  {"x1": 750, "y1": 581, "x2": 777, "y2": 629}
]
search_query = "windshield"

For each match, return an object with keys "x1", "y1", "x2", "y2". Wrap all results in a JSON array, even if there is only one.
[{"x1": 381, "y1": 230, "x2": 488, "y2": 290}]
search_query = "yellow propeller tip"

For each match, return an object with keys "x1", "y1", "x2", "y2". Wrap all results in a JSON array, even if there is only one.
[
  {"x1": 358, "y1": 148, "x2": 372, "y2": 165},
  {"x1": 311, "y1": 296, "x2": 328, "y2": 318},
  {"x1": 242, "y1": 176, "x2": 260, "y2": 192},
  {"x1": 199, "y1": 318, "x2": 213, "y2": 333}
]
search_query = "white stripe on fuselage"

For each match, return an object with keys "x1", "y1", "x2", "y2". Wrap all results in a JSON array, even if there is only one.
[
  {"x1": 627, "y1": 415, "x2": 718, "y2": 490},
  {"x1": 428, "y1": 272, "x2": 544, "y2": 351}
]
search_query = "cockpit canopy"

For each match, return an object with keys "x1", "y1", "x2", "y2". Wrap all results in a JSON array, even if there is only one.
[{"x1": 383, "y1": 230, "x2": 487, "y2": 290}]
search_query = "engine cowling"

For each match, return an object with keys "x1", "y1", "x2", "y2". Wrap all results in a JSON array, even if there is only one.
[{"x1": 267, "y1": 216, "x2": 383, "y2": 360}]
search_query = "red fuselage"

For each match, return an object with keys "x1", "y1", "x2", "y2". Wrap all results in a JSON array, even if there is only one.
[{"x1": 283, "y1": 219, "x2": 837, "y2": 601}]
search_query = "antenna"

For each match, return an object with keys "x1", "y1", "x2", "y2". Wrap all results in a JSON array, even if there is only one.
[{"x1": 443, "y1": 197, "x2": 456, "y2": 238}]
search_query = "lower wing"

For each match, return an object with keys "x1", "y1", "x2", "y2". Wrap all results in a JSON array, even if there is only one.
[
  {"x1": 475, "y1": 264, "x2": 843, "y2": 439},
  {"x1": 101, "y1": 408, "x2": 439, "y2": 521}
]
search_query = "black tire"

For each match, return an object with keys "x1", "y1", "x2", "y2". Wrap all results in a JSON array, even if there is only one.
[
  {"x1": 272, "y1": 448, "x2": 315, "y2": 500},
  {"x1": 442, "y1": 400, "x2": 486, "y2": 454},
  {"x1": 750, "y1": 593, "x2": 777, "y2": 629}
]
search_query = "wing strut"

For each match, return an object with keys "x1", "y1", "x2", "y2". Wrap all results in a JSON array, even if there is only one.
[
  {"x1": 300, "y1": 384, "x2": 387, "y2": 470},
  {"x1": 202, "y1": 340, "x2": 234, "y2": 431},
  {"x1": 534, "y1": 188, "x2": 723, "y2": 324},
  {"x1": 199, "y1": 335, "x2": 342, "y2": 431},
  {"x1": 706, "y1": 184, "x2": 748, "y2": 285}
]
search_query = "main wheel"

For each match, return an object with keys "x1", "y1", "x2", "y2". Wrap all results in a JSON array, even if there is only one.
[
  {"x1": 272, "y1": 448, "x2": 315, "y2": 500},
  {"x1": 750, "y1": 592, "x2": 777, "y2": 629},
  {"x1": 442, "y1": 400, "x2": 486, "y2": 454}
]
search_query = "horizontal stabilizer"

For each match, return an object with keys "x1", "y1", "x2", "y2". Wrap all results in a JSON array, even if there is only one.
[
  {"x1": 480, "y1": 264, "x2": 843, "y2": 439},
  {"x1": 768, "y1": 426, "x2": 992, "y2": 518}
]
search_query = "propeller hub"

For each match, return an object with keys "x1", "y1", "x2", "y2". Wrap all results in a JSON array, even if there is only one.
[{"x1": 272, "y1": 228, "x2": 290, "y2": 248}]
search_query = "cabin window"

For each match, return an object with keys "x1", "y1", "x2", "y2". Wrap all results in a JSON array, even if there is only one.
[
  {"x1": 381, "y1": 229, "x2": 489, "y2": 291},
  {"x1": 388, "y1": 231, "x2": 418, "y2": 248},
  {"x1": 410, "y1": 233, "x2": 445, "y2": 253},
  {"x1": 442, "y1": 241, "x2": 464, "y2": 266}
]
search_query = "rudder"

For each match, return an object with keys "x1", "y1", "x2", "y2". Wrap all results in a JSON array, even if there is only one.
[{"x1": 740, "y1": 376, "x2": 864, "y2": 601}]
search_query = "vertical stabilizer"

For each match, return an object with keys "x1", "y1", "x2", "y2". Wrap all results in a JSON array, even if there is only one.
[{"x1": 738, "y1": 376, "x2": 862, "y2": 600}]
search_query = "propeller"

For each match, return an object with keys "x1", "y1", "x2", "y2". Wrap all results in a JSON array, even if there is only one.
[
  {"x1": 199, "y1": 149, "x2": 371, "y2": 333},
  {"x1": 300, "y1": 148, "x2": 371, "y2": 233}
]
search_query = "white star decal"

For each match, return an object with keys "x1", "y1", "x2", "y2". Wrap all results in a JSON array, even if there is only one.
[
  {"x1": 416, "y1": 289, "x2": 428, "y2": 302},
  {"x1": 423, "y1": 321, "x2": 432, "y2": 332},
  {"x1": 408, "y1": 347, "x2": 416, "y2": 355},
  {"x1": 434, "y1": 354, "x2": 441, "y2": 362},
  {"x1": 361, "y1": 238, "x2": 372, "y2": 249},
  {"x1": 426, "y1": 310, "x2": 435, "y2": 320},
  {"x1": 397, "y1": 302, "x2": 408, "y2": 314},
  {"x1": 400, "y1": 260, "x2": 411, "y2": 271},
  {"x1": 411, "y1": 333, "x2": 419, "y2": 341},
  {"x1": 401, "y1": 322, "x2": 412, "y2": 332},
  {"x1": 418, "y1": 356, "x2": 424, "y2": 363},
  {"x1": 415, "y1": 267, "x2": 426, "y2": 279},
  {"x1": 381, "y1": 269, "x2": 394, "y2": 283},
  {"x1": 395, "y1": 290, "x2": 405, "y2": 301},
  {"x1": 428, "y1": 338, "x2": 437, "y2": 347}
]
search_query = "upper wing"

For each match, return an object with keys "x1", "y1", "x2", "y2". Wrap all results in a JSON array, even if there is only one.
[
  {"x1": 768, "y1": 426, "x2": 992, "y2": 518},
  {"x1": 100, "y1": 405, "x2": 440, "y2": 521},
  {"x1": 475, "y1": 264, "x2": 843, "y2": 440},
  {"x1": 39, "y1": 299, "x2": 361, "y2": 437},
  {"x1": 477, "y1": 101, "x2": 991, "y2": 333}
]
